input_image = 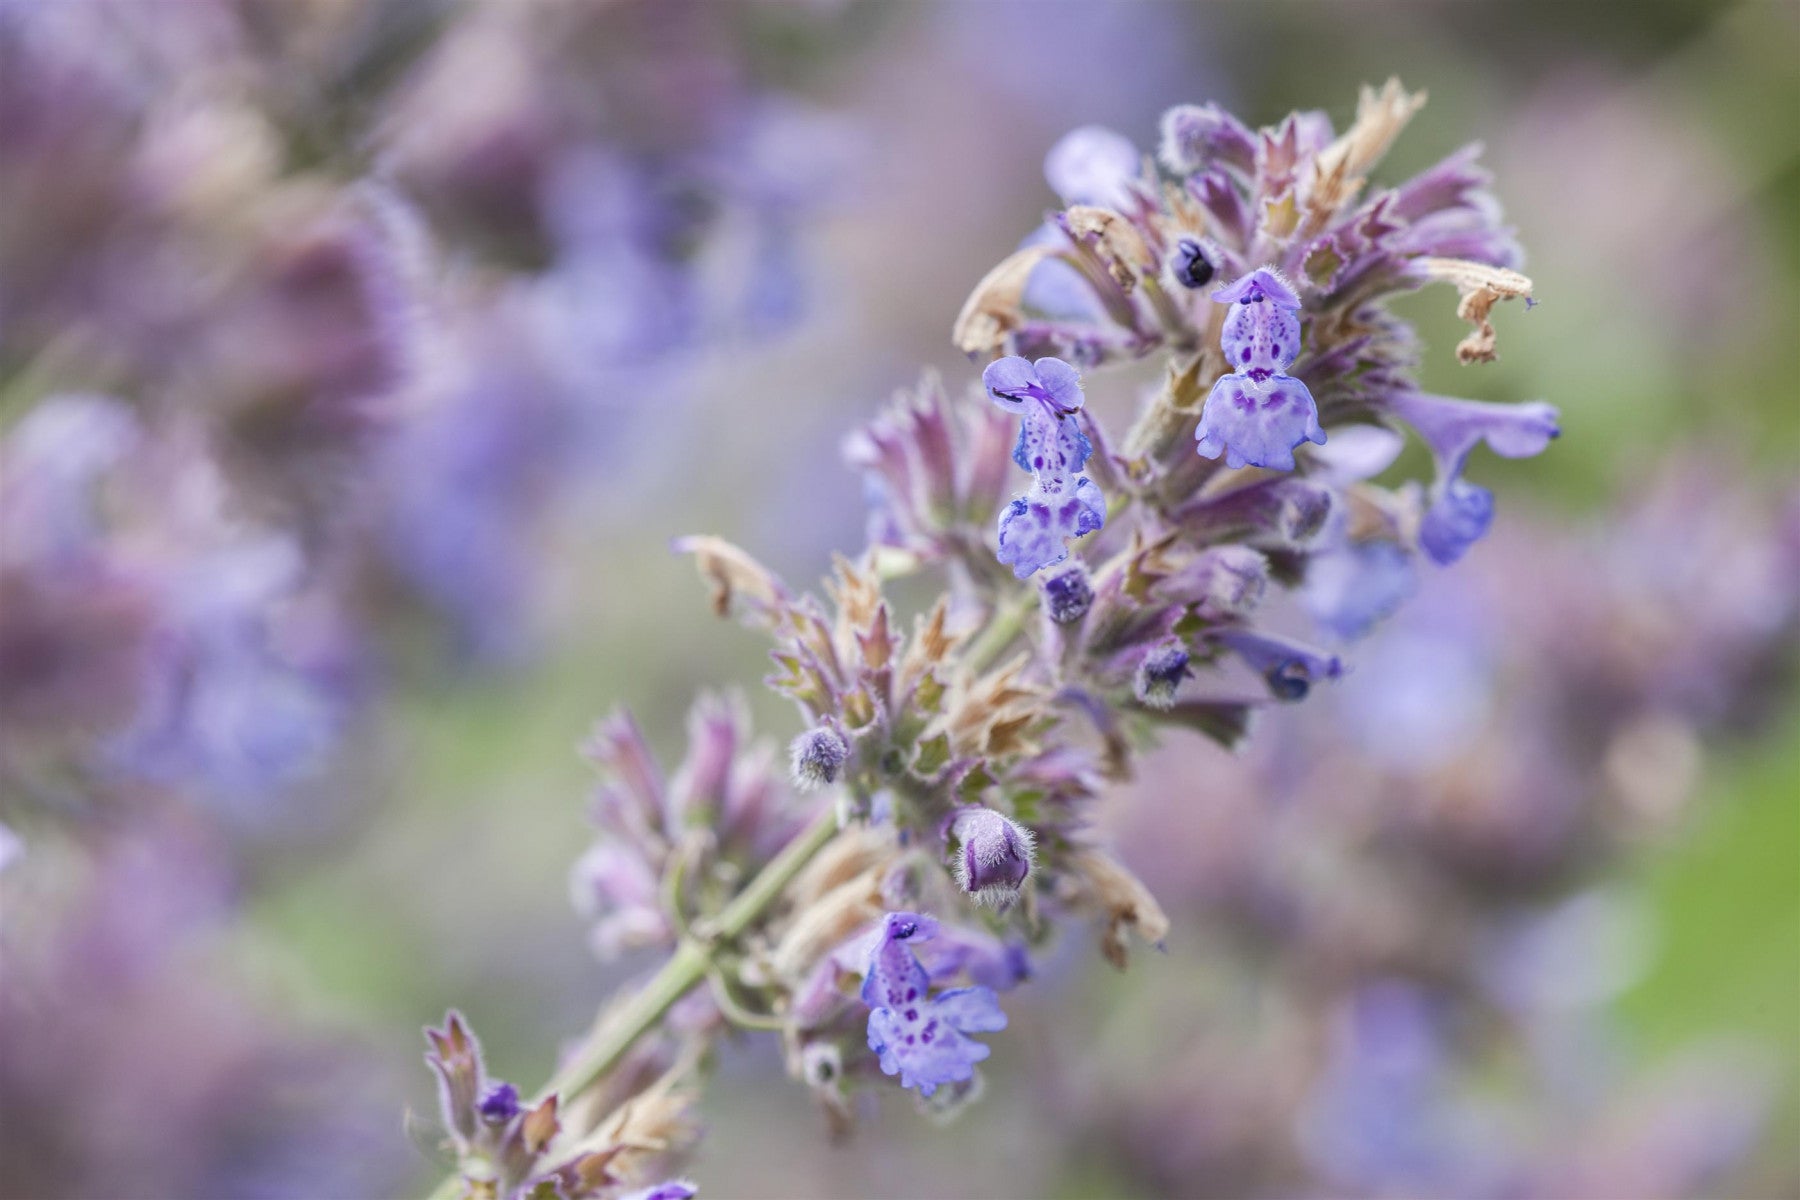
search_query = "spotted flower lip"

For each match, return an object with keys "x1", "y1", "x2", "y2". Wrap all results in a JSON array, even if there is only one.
[
  {"x1": 862, "y1": 912, "x2": 1008, "y2": 1097},
  {"x1": 1196, "y1": 373, "x2": 1327, "y2": 471}
]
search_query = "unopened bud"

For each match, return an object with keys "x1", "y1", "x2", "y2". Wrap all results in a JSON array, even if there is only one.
[
  {"x1": 790, "y1": 725, "x2": 849, "y2": 791},
  {"x1": 1134, "y1": 640, "x2": 1192, "y2": 710},
  {"x1": 1171, "y1": 237, "x2": 1218, "y2": 289},
  {"x1": 949, "y1": 807, "x2": 1035, "y2": 906},
  {"x1": 1041, "y1": 562, "x2": 1094, "y2": 624}
]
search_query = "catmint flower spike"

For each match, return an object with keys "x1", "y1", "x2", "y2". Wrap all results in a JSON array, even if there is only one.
[
  {"x1": 949, "y1": 807, "x2": 1035, "y2": 906},
  {"x1": 1196, "y1": 269, "x2": 1326, "y2": 471}
]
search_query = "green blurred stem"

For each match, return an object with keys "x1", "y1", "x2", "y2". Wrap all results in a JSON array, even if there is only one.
[{"x1": 423, "y1": 806, "x2": 839, "y2": 1200}]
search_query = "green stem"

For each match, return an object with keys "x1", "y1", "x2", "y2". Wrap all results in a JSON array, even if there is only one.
[{"x1": 423, "y1": 806, "x2": 839, "y2": 1200}]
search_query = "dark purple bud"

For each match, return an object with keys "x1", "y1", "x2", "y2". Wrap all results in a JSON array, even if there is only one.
[
  {"x1": 1041, "y1": 562, "x2": 1094, "y2": 624},
  {"x1": 790, "y1": 724, "x2": 849, "y2": 791},
  {"x1": 478, "y1": 1082, "x2": 520, "y2": 1126},
  {"x1": 949, "y1": 807, "x2": 1035, "y2": 906},
  {"x1": 1171, "y1": 237, "x2": 1217, "y2": 289},
  {"x1": 1134, "y1": 640, "x2": 1193, "y2": 711}
]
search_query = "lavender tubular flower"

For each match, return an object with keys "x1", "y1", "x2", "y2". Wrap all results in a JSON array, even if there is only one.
[
  {"x1": 1195, "y1": 269, "x2": 1326, "y2": 470},
  {"x1": 862, "y1": 913, "x2": 1008, "y2": 1097},
  {"x1": 984, "y1": 356, "x2": 1106, "y2": 578}
]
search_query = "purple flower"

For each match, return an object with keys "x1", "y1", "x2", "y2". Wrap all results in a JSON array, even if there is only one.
[
  {"x1": 984, "y1": 356, "x2": 1106, "y2": 578},
  {"x1": 1196, "y1": 270, "x2": 1325, "y2": 471},
  {"x1": 1418, "y1": 478, "x2": 1496, "y2": 566},
  {"x1": 1158, "y1": 102, "x2": 1258, "y2": 176},
  {"x1": 620, "y1": 1184, "x2": 697, "y2": 1200},
  {"x1": 1388, "y1": 393, "x2": 1560, "y2": 477},
  {"x1": 478, "y1": 1082, "x2": 521, "y2": 1126},
  {"x1": 949, "y1": 807, "x2": 1034, "y2": 906},
  {"x1": 1044, "y1": 126, "x2": 1140, "y2": 209},
  {"x1": 1214, "y1": 629, "x2": 1343, "y2": 701},
  {"x1": 1305, "y1": 541, "x2": 1420, "y2": 641},
  {"x1": 863, "y1": 913, "x2": 1008, "y2": 1096},
  {"x1": 1386, "y1": 392, "x2": 1558, "y2": 565}
]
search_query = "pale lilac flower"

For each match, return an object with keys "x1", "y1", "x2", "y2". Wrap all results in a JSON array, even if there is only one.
[
  {"x1": 1214, "y1": 628, "x2": 1343, "y2": 700},
  {"x1": 1388, "y1": 392, "x2": 1559, "y2": 564},
  {"x1": 1196, "y1": 270, "x2": 1325, "y2": 470},
  {"x1": 1305, "y1": 541, "x2": 1419, "y2": 641},
  {"x1": 863, "y1": 913, "x2": 1008, "y2": 1097},
  {"x1": 984, "y1": 356, "x2": 1106, "y2": 578}
]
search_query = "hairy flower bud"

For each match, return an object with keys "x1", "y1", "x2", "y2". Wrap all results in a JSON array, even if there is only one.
[
  {"x1": 790, "y1": 725, "x2": 849, "y2": 791},
  {"x1": 1170, "y1": 237, "x2": 1218, "y2": 289},
  {"x1": 1134, "y1": 640, "x2": 1193, "y2": 710},
  {"x1": 949, "y1": 807, "x2": 1035, "y2": 905},
  {"x1": 1041, "y1": 562, "x2": 1094, "y2": 624}
]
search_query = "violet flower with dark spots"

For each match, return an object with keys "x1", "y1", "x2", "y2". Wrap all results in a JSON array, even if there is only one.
[
  {"x1": 1196, "y1": 270, "x2": 1326, "y2": 470},
  {"x1": 984, "y1": 356, "x2": 1106, "y2": 579},
  {"x1": 863, "y1": 913, "x2": 1008, "y2": 1097}
]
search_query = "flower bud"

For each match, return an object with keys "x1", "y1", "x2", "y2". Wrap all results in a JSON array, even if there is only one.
[
  {"x1": 949, "y1": 807, "x2": 1035, "y2": 906},
  {"x1": 1170, "y1": 237, "x2": 1217, "y2": 289},
  {"x1": 789, "y1": 725, "x2": 849, "y2": 791},
  {"x1": 478, "y1": 1082, "x2": 520, "y2": 1126},
  {"x1": 1041, "y1": 562, "x2": 1094, "y2": 624},
  {"x1": 1134, "y1": 640, "x2": 1192, "y2": 710}
]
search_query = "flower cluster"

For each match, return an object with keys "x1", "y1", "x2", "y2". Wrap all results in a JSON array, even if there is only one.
[{"x1": 419, "y1": 79, "x2": 1564, "y2": 1197}]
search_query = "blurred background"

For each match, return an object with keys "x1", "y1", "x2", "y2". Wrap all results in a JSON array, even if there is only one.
[{"x1": 0, "y1": 2, "x2": 1795, "y2": 1197}]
